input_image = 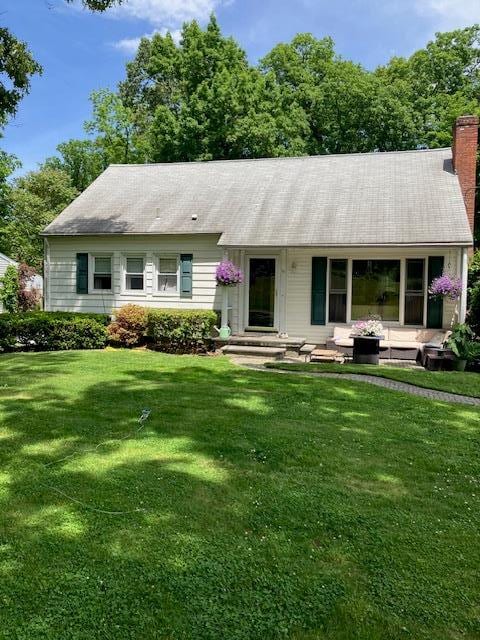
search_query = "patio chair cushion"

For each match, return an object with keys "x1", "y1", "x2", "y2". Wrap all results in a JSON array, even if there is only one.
[
  {"x1": 333, "y1": 326, "x2": 352, "y2": 340},
  {"x1": 334, "y1": 338, "x2": 354, "y2": 347}
]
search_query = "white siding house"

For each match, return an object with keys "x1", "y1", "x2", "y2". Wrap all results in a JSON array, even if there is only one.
[{"x1": 43, "y1": 116, "x2": 477, "y2": 344}]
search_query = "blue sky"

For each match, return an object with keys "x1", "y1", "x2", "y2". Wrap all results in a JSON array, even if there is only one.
[{"x1": 3, "y1": 0, "x2": 480, "y2": 176}]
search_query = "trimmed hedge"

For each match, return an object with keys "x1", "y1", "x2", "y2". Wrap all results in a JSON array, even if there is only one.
[
  {"x1": 0, "y1": 311, "x2": 109, "y2": 352},
  {"x1": 146, "y1": 309, "x2": 217, "y2": 353}
]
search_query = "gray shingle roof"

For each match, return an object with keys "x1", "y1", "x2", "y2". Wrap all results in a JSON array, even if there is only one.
[{"x1": 43, "y1": 148, "x2": 473, "y2": 246}]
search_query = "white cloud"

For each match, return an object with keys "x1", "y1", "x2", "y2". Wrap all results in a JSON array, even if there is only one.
[
  {"x1": 414, "y1": 0, "x2": 480, "y2": 26},
  {"x1": 111, "y1": 0, "x2": 226, "y2": 27},
  {"x1": 113, "y1": 28, "x2": 182, "y2": 53}
]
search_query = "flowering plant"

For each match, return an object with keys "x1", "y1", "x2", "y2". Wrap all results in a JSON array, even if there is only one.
[
  {"x1": 428, "y1": 272, "x2": 462, "y2": 301},
  {"x1": 352, "y1": 319, "x2": 384, "y2": 337},
  {"x1": 215, "y1": 260, "x2": 243, "y2": 287}
]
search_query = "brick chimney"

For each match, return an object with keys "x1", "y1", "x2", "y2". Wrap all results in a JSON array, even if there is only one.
[{"x1": 452, "y1": 115, "x2": 479, "y2": 233}]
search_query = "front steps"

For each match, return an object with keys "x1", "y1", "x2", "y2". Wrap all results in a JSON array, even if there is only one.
[
  {"x1": 220, "y1": 345, "x2": 287, "y2": 359},
  {"x1": 216, "y1": 333, "x2": 306, "y2": 360}
]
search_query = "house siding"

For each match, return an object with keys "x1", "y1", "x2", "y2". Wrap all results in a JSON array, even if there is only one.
[
  {"x1": 283, "y1": 247, "x2": 462, "y2": 345},
  {"x1": 46, "y1": 238, "x2": 464, "y2": 345},
  {"x1": 45, "y1": 235, "x2": 224, "y2": 315}
]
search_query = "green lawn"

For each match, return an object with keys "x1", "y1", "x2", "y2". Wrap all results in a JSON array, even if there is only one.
[
  {"x1": 0, "y1": 350, "x2": 479, "y2": 639},
  {"x1": 266, "y1": 361, "x2": 480, "y2": 398}
]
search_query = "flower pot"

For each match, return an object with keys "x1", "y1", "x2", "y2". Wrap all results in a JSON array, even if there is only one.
[
  {"x1": 352, "y1": 336, "x2": 382, "y2": 365},
  {"x1": 451, "y1": 358, "x2": 467, "y2": 372}
]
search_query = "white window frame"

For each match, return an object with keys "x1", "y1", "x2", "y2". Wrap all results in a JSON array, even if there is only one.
[
  {"x1": 89, "y1": 254, "x2": 113, "y2": 294},
  {"x1": 123, "y1": 255, "x2": 146, "y2": 293},
  {"x1": 325, "y1": 257, "x2": 429, "y2": 328},
  {"x1": 155, "y1": 254, "x2": 180, "y2": 296}
]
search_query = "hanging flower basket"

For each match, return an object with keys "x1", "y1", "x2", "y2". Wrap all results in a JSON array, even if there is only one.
[
  {"x1": 216, "y1": 260, "x2": 243, "y2": 287},
  {"x1": 428, "y1": 272, "x2": 462, "y2": 301}
]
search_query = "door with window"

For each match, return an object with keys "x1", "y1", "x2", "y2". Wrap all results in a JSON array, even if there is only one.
[{"x1": 247, "y1": 257, "x2": 276, "y2": 328}]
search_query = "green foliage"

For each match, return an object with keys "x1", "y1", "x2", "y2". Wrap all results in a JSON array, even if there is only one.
[
  {"x1": 84, "y1": 89, "x2": 148, "y2": 165},
  {"x1": 0, "y1": 311, "x2": 109, "y2": 352},
  {"x1": 0, "y1": 166, "x2": 78, "y2": 269},
  {"x1": 446, "y1": 322, "x2": 477, "y2": 360},
  {"x1": 64, "y1": 0, "x2": 123, "y2": 9},
  {"x1": 107, "y1": 304, "x2": 148, "y2": 346},
  {"x1": 119, "y1": 17, "x2": 309, "y2": 161},
  {"x1": 146, "y1": 308, "x2": 217, "y2": 353},
  {"x1": 0, "y1": 350, "x2": 479, "y2": 637},
  {"x1": 0, "y1": 27, "x2": 42, "y2": 126},
  {"x1": 43, "y1": 139, "x2": 105, "y2": 192},
  {"x1": 467, "y1": 281, "x2": 480, "y2": 336},
  {"x1": 0, "y1": 264, "x2": 19, "y2": 312}
]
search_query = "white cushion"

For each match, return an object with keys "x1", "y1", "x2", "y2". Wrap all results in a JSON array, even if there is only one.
[
  {"x1": 334, "y1": 338, "x2": 354, "y2": 347},
  {"x1": 333, "y1": 326, "x2": 352, "y2": 339}
]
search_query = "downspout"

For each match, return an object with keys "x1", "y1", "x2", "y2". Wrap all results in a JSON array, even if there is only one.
[
  {"x1": 44, "y1": 237, "x2": 50, "y2": 312},
  {"x1": 459, "y1": 247, "x2": 468, "y2": 323}
]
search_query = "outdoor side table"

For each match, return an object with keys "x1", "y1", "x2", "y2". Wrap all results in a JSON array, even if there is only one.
[{"x1": 351, "y1": 335, "x2": 384, "y2": 365}]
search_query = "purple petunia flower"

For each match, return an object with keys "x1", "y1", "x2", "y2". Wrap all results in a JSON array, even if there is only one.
[
  {"x1": 428, "y1": 273, "x2": 462, "y2": 301},
  {"x1": 216, "y1": 260, "x2": 244, "y2": 287}
]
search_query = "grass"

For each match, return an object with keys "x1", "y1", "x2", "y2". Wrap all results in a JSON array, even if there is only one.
[
  {"x1": 265, "y1": 361, "x2": 480, "y2": 398},
  {"x1": 0, "y1": 350, "x2": 479, "y2": 639}
]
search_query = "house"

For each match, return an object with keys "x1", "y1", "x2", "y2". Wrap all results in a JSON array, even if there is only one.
[{"x1": 42, "y1": 116, "x2": 477, "y2": 350}]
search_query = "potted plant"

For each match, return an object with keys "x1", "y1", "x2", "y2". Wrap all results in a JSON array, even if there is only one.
[
  {"x1": 445, "y1": 323, "x2": 476, "y2": 371},
  {"x1": 215, "y1": 259, "x2": 243, "y2": 339},
  {"x1": 351, "y1": 318, "x2": 384, "y2": 365}
]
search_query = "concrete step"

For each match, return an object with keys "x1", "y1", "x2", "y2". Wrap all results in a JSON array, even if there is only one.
[
  {"x1": 221, "y1": 345, "x2": 286, "y2": 359},
  {"x1": 215, "y1": 335, "x2": 305, "y2": 350}
]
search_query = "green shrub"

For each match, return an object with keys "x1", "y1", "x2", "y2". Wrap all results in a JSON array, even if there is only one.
[
  {"x1": 0, "y1": 264, "x2": 20, "y2": 313},
  {"x1": 0, "y1": 311, "x2": 109, "y2": 352},
  {"x1": 146, "y1": 309, "x2": 217, "y2": 353},
  {"x1": 107, "y1": 304, "x2": 148, "y2": 347}
]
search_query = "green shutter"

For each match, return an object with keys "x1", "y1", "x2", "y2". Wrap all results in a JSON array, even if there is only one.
[
  {"x1": 311, "y1": 257, "x2": 327, "y2": 325},
  {"x1": 180, "y1": 254, "x2": 193, "y2": 298},
  {"x1": 427, "y1": 256, "x2": 444, "y2": 329},
  {"x1": 76, "y1": 253, "x2": 89, "y2": 294}
]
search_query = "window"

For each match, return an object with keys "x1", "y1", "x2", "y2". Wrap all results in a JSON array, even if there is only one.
[
  {"x1": 125, "y1": 257, "x2": 144, "y2": 291},
  {"x1": 93, "y1": 256, "x2": 112, "y2": 291},
  {"x1": 405, "y1": 259, "x2": 425, "y2": 325},
  {"x1": 328, "y1": 259, "x2": 347, "y2": 322},
  {"x1": 351, "y1": 260, "x2": 400, "y2": 321},
  {"x1": 158, "y1": 256, "x2": 178, "y2": 293}
]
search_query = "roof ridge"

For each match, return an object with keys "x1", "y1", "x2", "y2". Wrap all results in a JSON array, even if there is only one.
[{"x1": 108, "y1": 147, "x2": 451, "y2": 169}]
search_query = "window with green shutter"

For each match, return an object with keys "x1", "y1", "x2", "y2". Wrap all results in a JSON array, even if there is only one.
[
  {"x1": 76, "y1": 253, "x2": 89, "y2": 294},
  {"x1": 180, "y1": 254, "x2": 193, "y2": 298},
  {"x1": 427, "y1": 256, "x2": 444, "y2": 328},
  {"x1": 311, "y1": 257, "x2": 327, "y2": 325}
]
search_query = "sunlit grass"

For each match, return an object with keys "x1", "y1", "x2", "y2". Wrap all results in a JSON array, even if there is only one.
[
  {"x1": 266, "y1": 361, "x2": 480, "y2": 397},
  {"x1": 0, "y1": 350, "x2": 479, "y2": 639}
]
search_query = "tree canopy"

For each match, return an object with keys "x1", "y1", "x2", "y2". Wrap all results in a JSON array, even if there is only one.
[
  {"x1": 0, "y1": 167, "x2": 78, "y2": 270},
  {"x1": 52, "y1": 18, "x2": 480, "y2": 185}
]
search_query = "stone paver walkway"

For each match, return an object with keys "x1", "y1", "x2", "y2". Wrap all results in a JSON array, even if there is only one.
[{"x1": 246, "y1": 365, "x2": 480, "y2": 406}]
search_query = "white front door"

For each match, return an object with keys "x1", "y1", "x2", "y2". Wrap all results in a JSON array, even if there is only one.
[{"x1": 245, "y1": 256, "x2": 278, "y2": 330}]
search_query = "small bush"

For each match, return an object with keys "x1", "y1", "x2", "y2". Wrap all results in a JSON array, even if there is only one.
[
  {"x1": 107, "y1": 304, "x2": 148, "y2": 347},
  {"x1": 0, "y1": 311, "x2": 109, "y2": 352},
  {"x1": 146, "y1": 309, "x2": 217, "y2": 353},
  {"x1": 17, "y1": 263, "x2": 41, "y2": 312},
  {"x1": 0, "y1": 265, "x2": 20, "y2": 313}
]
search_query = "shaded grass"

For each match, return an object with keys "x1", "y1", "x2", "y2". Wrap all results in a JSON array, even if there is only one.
[
  {"x1": 266, "y1": 361, "x2": 480, "y2": 398},
  {"x1": 0, "y1": 350, "x2": 479, "y2": 639}
]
